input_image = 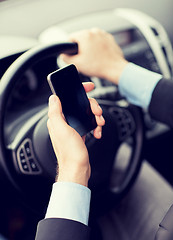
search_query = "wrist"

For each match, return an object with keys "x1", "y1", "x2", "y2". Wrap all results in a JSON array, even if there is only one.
[
  {"x1": 102, "y1": 59, "x2": 128, "y2": 85},
  {"x1": 56, "y1": 165, "x2": 90, "y2": 187}
]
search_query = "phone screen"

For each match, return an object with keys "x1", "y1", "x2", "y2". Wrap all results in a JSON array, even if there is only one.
[{"x1": 47, "y1": 64, "x2": 97, "y2": 136}]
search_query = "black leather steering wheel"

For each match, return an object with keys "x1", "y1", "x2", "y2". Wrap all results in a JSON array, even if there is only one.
[{"x1": 0, "y1": 42, "x2": 144, "y2": 215}]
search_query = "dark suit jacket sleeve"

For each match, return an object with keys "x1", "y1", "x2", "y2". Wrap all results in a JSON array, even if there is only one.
[
  {"x1": 35, "y1": 218, "x2": 90, "y2": 240},
  {"x1": 149, "y1": 78, "x2": 173, "y2": 127},
  {"x1": 148, "y1": 79, "x2": 173, "y2": 239}
]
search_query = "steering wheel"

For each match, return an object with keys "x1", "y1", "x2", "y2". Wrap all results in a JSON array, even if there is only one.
[{"x1": 0, "y1": 42, "x2": 144, "y2": 215}]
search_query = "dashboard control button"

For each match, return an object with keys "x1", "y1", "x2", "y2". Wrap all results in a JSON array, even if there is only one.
[
  {"x1": 16, "y1": 138, "x2": 41, "y2": 175},
  {"x1": 19, "y1": 148, "x2": 25, "y2": 160},
  {"x1": 24, "y1": 141, "x2": 32, "y2": 157},
  {"x1": 28, "y1": 158, "x2": 39, "y2": 172},
  {"x1": 21, "y1": 162, "x2": 30, "y2": 172}
]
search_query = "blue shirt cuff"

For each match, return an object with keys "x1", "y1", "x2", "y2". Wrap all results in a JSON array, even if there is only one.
[
  {"x1": 119, "y1": 63, "x2": 162, "y2": 109},
  {"x1": 45, "y1": 182, "x2": 91, "y2": 226}
]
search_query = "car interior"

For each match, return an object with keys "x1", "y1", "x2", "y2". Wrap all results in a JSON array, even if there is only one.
[{"x1": 0, "y1": 0, "x2": 173, "y2": 239}]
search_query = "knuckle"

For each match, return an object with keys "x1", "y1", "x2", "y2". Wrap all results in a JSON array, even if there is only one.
[{"x1": 90, "y1": 97, "x2": 97, "y2": 104}]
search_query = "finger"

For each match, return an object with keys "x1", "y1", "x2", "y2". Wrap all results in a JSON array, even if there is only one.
[
  {"x1": 83, "y1": 82, "x2": 95, "y2": 93},
  {"x1": 61, "y1": 53, "x2": 76, "y2": 64},
  {"x1": 68, "y1": 30, "x2": 86, "y2": 42},
  {"x1": 47, "y1": 95, "x2": 71, "y2": 141},
  {"x1": 89, "y1": 98, "x2": 103, "y2": 116},
  {"x1": 95, "y1": 115, "x2": 105, "y2": 127},
  {"x1": 90, "y1": 28, "x2": 105, "y2": 34},
  {"x1": 48, "y1": 95, "x2": 63, "y2": 120},
  {"x1": 61, "y1": 31, "x2": 86, "y2": 62},
  {"x1": 93, "y1": 126, "x2": 102, "y2": 139}
]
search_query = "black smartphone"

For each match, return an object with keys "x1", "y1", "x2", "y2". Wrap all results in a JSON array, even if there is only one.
[{"x1": 47, "y1": 64, "x2": 97, "y2": 136}]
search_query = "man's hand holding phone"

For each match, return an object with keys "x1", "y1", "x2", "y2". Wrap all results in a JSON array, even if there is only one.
[
  {"x1": 47, "y1": 81, "x2": 105, "y2": 187},
  {"x1": 47, "y1": 64, "x2": 100, "y2": 136}
]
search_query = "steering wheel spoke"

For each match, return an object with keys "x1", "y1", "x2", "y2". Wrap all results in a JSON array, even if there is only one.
[
  {"x1": 12, "y1": 138, "x2": 42, "y2": 175},
  {"x1": 6, "y1": 107, "x2": 48, "y2": 176}
]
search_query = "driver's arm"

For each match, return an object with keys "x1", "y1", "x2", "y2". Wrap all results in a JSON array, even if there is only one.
[
  {"x1": 35, "y1": 83, "x2": 105, "y2": 240},
  {"x1": 61, "y1": 28, "x2": 173, "y2": 127},
  {"x1": 62, "y1": 29, "x2": 173, "y2": 128},
  {"x1": 61, "y1": 29, "x2": 163, "y2": 111}
]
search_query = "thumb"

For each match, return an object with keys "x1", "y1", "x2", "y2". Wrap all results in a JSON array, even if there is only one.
[
  {"x1": 83, "y1": 82, "x2": 95, "y2": 93},
  {"x1": 48, "y1": 95, "x2": 63, "y2": 120}
]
